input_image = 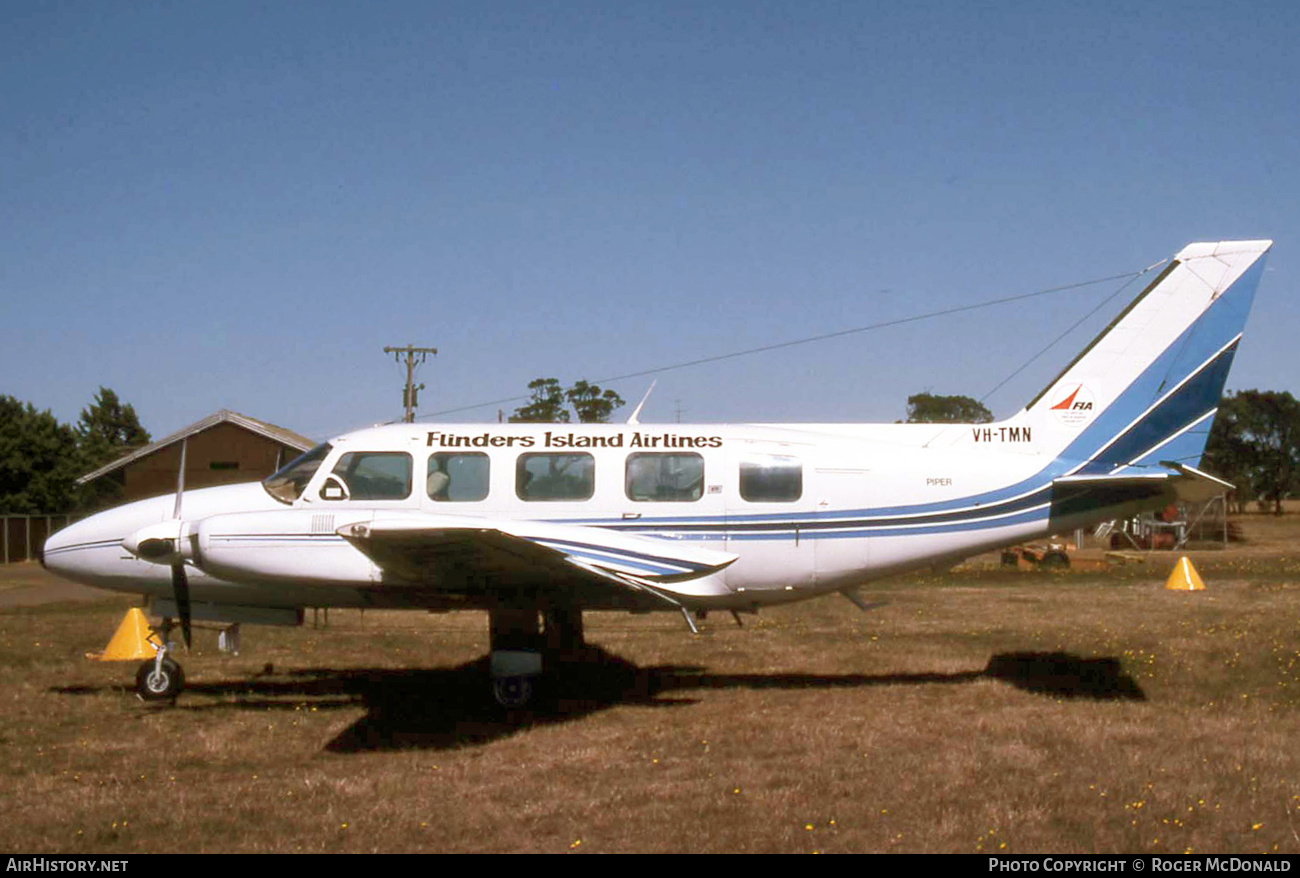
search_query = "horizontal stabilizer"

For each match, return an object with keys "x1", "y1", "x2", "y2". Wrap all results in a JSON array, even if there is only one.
[{"x1": 1052, "y1": 462, "x2": 1233, "y2": 511}]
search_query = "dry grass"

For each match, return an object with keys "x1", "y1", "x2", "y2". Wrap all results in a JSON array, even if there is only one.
[{"x1": 2, "y1": 523, "x2": 1300, "y2": 853}]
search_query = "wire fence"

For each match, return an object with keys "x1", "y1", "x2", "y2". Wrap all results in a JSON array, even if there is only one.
[{"x1": 1, "y1": 514, "x2": 79, "y2": 565}]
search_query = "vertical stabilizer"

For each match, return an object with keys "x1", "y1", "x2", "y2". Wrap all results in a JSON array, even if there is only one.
[{"x1": 1009, "y1": 240, "x2": 1271, "y2": 473}]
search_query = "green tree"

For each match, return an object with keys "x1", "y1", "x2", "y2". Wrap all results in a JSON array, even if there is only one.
[
  {"x1": 510, "y1": 378, "x2": 570, "y2": 423},
  {"x1": 510, "y1": 379, "x2": 625, "y2": 424},
  {"x1": 906, "y1": 393, "x2": 994, "y2": 424},
  {"x1": 0, "y1": 396, "x2": 80, "y2": 512},
  {"x1": 75, "y1": 387, "x2": 151, "y2": 510},
  {"x1": 1203, "y1": 393, "x2": 1257, "y2": 513},
  {"x1": 76, "y1": 387, "x2": 150, "y2": 463},
  {"x1": 566, "y1": 380, "x2": 625, "y2": 424},
  {"x1": 1204, "y1": 390, "x2": 1300, "y2": 515}
]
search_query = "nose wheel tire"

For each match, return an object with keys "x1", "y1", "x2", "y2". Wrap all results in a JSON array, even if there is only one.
[{"x1": 135, "y1": 658, "x2": 185, "y2": 701}]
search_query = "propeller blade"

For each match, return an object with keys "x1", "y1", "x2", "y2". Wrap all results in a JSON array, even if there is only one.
[
  {"x1": 166, "y1": 438, "x2": 192, "y2": 648},
  {"x1": 172, "y1": 562, "x2": 192, "y2": 649},
  {"x1": 173, "y1": 437, "x2": 187, "y2": 520}
]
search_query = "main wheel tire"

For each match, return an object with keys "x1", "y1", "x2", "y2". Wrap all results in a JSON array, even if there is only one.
[
  {"x1": 493, "y1": 675, "x2": 534, "y2": 708},
  {"x1": 135, "y1": 658, "x2": 185, "y2": 701}
]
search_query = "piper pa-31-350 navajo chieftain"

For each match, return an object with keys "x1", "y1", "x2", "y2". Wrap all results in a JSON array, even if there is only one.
[{"x1": 43, "y1": 240, "x2": 1272, "y2": 706}]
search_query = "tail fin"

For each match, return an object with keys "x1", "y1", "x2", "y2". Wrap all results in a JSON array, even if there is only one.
[{"x1": 1013, "y1": 240, "x2": 1271, "y2": 474}]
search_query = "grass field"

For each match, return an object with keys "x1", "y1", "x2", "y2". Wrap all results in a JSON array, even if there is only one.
[{"x1": 2, "y1": 517, "x2": 1299, "y2": 853}]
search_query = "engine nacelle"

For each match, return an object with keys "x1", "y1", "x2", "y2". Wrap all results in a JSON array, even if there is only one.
[
  {"x1": 195, "y1": 509, "x2": 381, "y2": 586},
  {"x1": 122, "y1": 521, "x2": 192, "y2": 566}
]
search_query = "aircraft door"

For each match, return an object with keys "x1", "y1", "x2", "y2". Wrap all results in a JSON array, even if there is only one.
[
  {"x1": 723, "y1": 450, "x2": 817, "y2": 591},
  {"x1": 812, "y1": 468, "x2": 871, "y2": 589}
]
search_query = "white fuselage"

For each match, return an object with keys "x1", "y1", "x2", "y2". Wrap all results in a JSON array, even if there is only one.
[{"x1": 43, "y1": 419, "x2": 1069, "y2": 613}]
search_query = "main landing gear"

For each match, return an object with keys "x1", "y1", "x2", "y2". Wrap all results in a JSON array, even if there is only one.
[
  {"x1": 488, "y1": 604, "x2": 586, "y2": 708},
  {"x1": 120, "y1": 606, "x2": 590, "y2": 707}
]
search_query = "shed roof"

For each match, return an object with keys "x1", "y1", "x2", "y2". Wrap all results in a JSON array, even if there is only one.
[{"x1": 77, "y1": 410, "x2": 316, "y2": 485}]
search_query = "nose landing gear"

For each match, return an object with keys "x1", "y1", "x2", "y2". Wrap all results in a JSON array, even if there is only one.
[
  {"x1": 134, "y1": 617, "x2": 185, "y2": 702},
  {"x1": 135, "y1": 654, "x2": 185, "y2": 701}
]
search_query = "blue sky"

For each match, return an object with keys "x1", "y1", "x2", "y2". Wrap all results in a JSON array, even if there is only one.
[{"x1": 4, "y1": 1, "x2": 1295, "y2": 441}]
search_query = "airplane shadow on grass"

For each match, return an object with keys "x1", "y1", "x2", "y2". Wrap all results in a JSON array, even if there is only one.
[{"x1": 53, "y1": 647, "x2": 1143, "y2": 753}]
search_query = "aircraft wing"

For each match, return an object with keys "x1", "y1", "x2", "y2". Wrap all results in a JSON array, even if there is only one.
[{"x1": 336, "y1": 514, "x2": 737, "y2": 606}]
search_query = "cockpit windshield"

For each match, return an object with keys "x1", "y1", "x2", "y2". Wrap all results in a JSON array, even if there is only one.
[{"x1": 262, "y1": 443, "x2": 333, "y2": 504}]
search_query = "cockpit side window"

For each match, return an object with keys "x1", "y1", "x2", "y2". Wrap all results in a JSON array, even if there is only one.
[
  {"x1": 263, "y1": 443, "x2": 333, "y2": 504},
  {"x1": 323, "y1": 452, "x2": 413, "y2": 501}
]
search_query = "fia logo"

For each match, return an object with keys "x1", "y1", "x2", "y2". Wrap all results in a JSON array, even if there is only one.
[{"x1": 1050, "y1": 384, "x2": 1096, "y2": 426}]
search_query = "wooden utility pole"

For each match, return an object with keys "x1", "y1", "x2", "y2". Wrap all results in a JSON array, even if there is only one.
[{"x1": 383, "y1": 345, "x2": 438, "y2": 423}]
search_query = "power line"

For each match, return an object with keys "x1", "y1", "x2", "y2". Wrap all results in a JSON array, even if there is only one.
[
  {"x1": 428, "y1": 266, "x2": 1156, "y2": 419},
  {"x1": 978, "y1": 266, "x2": 1157, "y2": 404}
]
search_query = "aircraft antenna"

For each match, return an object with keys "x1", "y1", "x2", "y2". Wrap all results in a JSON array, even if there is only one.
[{"x1": 626, "y1": 380, "x2": 656, "y2": 425}]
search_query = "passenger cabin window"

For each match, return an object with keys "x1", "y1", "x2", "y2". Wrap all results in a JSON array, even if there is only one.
[
  {"x1": 739, "y1": 454, "x2": 802, "y2": 503},
  {"x1": 428, "y1": 452, "x2": 489, "y2": 502},
  {"x1": 322, "y1": 451, "x2": 412, "y2": 501},
  {"x1": 625, "y1": 452, "x2": 704, "y2": 502},
  {"x1": 517, "y1": 453, "x2": 594, "y2": 501}
]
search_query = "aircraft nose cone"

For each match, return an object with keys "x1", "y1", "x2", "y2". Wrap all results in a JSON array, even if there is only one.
[
  {"x1": 42, "y1": 509, "x2": 150, "y2": 587},
  {"x1": 42, "y1": 520, "x2": 86, "y2": 580}
]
